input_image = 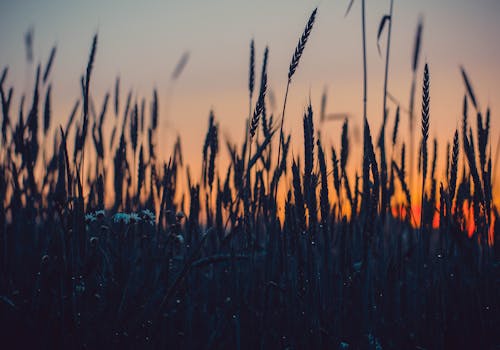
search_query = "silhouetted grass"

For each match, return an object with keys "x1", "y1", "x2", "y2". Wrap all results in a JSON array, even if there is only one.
[{"x1": 0, "y1": 6, "x2": 499, "y2": 350}]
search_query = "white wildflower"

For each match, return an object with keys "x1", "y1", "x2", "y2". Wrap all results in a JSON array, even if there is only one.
[
  {"x1": 85, "y1": 213, "x2": 97, "y2": 223},
  {"x1": 129, "y1": 212, "x2": 140, "y2": 223},
  {"x1": 113, "y1": 211, "x2": 156, "y2": 225},
  {"x1": 141, "y1": 209, "x2": 156, "y2": 225},
  {"x1": 95, "y1": 210, "x2": 105, "y2": 219},
  {"x1": 85, "y1": 210, "x2": 105, "y2": 223},
  {"x1": 113, "y1": 212, "x2": 130, "y2": 224}
]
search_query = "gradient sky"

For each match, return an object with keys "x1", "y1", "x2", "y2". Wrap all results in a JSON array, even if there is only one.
[{"x1": 1, "y1": 0, "x2": 500, "y2": 199}]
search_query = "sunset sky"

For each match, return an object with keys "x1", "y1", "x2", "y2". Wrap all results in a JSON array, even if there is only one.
[{"x1": 1, "y1": 0, "x2": 499, "y2": 201}]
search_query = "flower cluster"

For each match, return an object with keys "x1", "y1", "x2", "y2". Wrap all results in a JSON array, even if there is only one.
[
  {"x1": 85, "y1": 210, "x2": 106, "y2": 223},
  {"x1": 112, "y1": 210, "x2": 156, "y2": 225},
  {"x1": 140, "y1": 209, "x2": 156, "y2": 225},
  {"x1": 84, "y1": 209, "x2": 156, "y2": 226}
]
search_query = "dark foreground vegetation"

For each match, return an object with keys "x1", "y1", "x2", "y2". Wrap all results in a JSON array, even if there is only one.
[{"x1": 1, "y1": 6, "x2": 499, "y2": 350}]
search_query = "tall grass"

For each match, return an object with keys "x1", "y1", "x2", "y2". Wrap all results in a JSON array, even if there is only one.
[
  {"x1": 0, "y1": 6, "x2": 498, "y2": 350},
  {"x1": 276, "y1": 7, "x2": 317, "y2": 199}
]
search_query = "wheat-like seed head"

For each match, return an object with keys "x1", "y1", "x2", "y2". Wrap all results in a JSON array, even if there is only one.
[
  {"x1": 249, "y1": 39, "x2": 255, "y2": 98},
  {"x1": 42, "y1": 45, "x2": 57, "y2": 84},
  {"x1": 250, "y1": 47, "x2": 268, "y2": 139},
  {"x1": 421, "y1": 63, "x2": 430, "y2": 181},
  {"x1": 449, "y1": 129, "x2": 459, "y2": 201},
  {"x1": 288, "y1": 8, "x2": 317, "y2": 81},
  {"x1": 43, "y1": 84, "x2": 51, "y2": 135}
]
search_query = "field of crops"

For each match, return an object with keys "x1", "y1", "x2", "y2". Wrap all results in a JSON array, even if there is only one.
[{"x1": 0, "y1": 4, "x2": 499, "y2": 350}]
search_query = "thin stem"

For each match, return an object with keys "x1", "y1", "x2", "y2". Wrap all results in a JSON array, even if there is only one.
[
  {"x1": 494, "y1": 134, "x2": 500, "y2": 184},
  {"x1": 133, "y1": 151, "x2": 136, "y2": 202},
  {"x1": 409, "y1": 76, "x2": 416, "y2": 205},
  {"x1": 275, "y1": 79, "x2": 291, "y2": 201},
  {"x1": 420, "y1": 162, "x2": 425, "y2": 229},
  {"x1": 362, "y1": 0, "x2": 367, "y2": 121},
  {"x1": 246, "y1": 97, "x2": 253, "y2": 228},
  {"x1": 247, "y1": 96, "x2": 253, "y2": 171},
  {"x1": 382, "y1": 0, "x2": 394, "y2": 123}
]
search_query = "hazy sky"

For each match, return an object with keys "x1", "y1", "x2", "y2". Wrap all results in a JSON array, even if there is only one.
[{"x1": 1, "y1": 0, "x2": 499, "y2": 189}]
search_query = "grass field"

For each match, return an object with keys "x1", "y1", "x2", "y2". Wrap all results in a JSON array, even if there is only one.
[{"x1": 0, "y1": 5, "x2": 499, "y2": 350}]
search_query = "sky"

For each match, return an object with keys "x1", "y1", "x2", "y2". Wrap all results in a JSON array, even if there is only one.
[{"x1": 1, "y1": 0, "x2": 499, "y2": 199}]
